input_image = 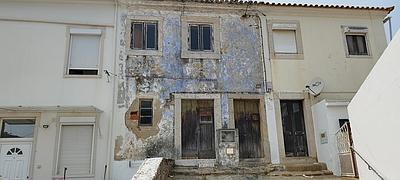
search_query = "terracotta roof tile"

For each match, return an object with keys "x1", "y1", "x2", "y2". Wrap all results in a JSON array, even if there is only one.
[{"x1": 177, "y1": 0, "x2": 394, "y2": 13}]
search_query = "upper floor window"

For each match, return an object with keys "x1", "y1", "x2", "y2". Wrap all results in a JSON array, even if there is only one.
[
  {"x1": 131, "y1": 22, "x2": 158, "y2": 50},
  {"x1": 273, "y1": 29, "x2": 297, "y2": 54},
  {"x1": 268, "y1": 21, "x2": 304, "y2": 59},
  {"x1": 181, "y1": 16, "x2": 221, "y2": 59},
  {"x1": 189, "y1": 24, "x2": 213, "y2": 51},
  {"x1": 66, "y1": 28, "x2": 102, "y2": 76},
  {"x1": 343, "y1": 26, "x2": 370, "y2": 57}
]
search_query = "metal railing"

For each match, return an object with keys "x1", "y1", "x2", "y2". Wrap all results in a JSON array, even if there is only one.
[{"x1": 351, "y1": 147, "x2": 385, "y2": 180}]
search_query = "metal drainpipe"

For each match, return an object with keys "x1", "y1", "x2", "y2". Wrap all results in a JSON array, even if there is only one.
[
  {"x1": 257, "y1": 13, "x2": 280, "y2": 164},
  {"x1": 383, "y1": 16, "x2": 393, "y2": 41},
  {"x1": 105, "y1": 0, "x2": 119, "y2": 179}
]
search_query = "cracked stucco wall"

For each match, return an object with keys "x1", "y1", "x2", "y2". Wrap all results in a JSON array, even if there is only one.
[{"x1": 114, "y1": 6, "x2": 264, "y2": 161}]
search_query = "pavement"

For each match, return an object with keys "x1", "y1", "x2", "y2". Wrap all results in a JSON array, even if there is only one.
[{"x1": 170, "y1": 175, "x2": 358, "y2": 180}]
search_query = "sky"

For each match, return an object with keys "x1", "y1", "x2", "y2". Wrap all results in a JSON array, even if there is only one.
[{"x1": 257, "y1": 0, "x2": 399, "y2": 41}]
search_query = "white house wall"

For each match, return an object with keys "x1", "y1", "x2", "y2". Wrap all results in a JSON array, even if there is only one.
[
  {"x1": 0, "y1": 1, "x2": 116, "y2": 179},
  {"x1": 312, "y1": 100, "x2": 349, "y2": 176},
  {"x1": 348, "y1": 31, "x2": 400, "y2": 180}
]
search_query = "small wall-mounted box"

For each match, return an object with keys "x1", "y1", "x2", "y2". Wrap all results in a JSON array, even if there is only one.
[{"x1": 217, "y1": 129, "x2": 239, "y2": 167}]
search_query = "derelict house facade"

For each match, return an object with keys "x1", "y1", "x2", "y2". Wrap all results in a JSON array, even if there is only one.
[
  {"x1": 111, "y1": 0, "x2": 392, "y2": 179},
  {"x1": 0, "y1": 0, "x2": 394, "y2": 179},
  {"x1": 112, "y1": 0, "x2": 269, "y2": 170}
]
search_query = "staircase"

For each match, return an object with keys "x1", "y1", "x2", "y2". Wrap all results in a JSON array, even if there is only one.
[
  {"x1": 168, "y1": 160, "x2": 334, "y2": 179},
  {"x1": 171, "y1": 160, "x2": 272, "y2": 176},
  {"x1": 269, "y1": 162, "x2": 333, "y2": 177}
]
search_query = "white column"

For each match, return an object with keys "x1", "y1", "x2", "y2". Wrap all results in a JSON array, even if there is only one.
[{"x1": 260, "y1": 15, "x2": 280, "y2": 164}]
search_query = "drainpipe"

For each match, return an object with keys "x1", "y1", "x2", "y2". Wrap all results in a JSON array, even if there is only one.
[
  {"x1": 258, "y1": 14, "x2": 280, "y2": 164},
  {"x1": 106, "y1": 0, "x2": 119, "y2": 179},
  {"x1": 383, "y1": 16, "x2": 393, "y2": 41}
]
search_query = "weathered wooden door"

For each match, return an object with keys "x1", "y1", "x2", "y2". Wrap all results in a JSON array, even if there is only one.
[
  {"x1": 234, "y1": 99, "x2": 262, "y2": 158},
  {"x1": 280, "y1": 100, "x2": 308, "y2": 157},
  {"x1": 181, "y1": 100, "x2": 215, "y2": 159}
]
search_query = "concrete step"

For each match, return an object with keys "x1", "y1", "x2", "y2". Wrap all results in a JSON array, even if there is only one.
[
  {"x1": 283, "y1": 162, "x2": 328, "y2": 171},
  {"x1": 171, "y1": 162, "x2": 332, "y2": 177},
  {"x1": 269, "y1": 170, "x2": 334, "y2": 177},
  {"x1": 168, "y1": 174, "x2": 346, "y2": 180},
  {"x1": 172, "y1": 165, "x2": 272, "y2": 176}
]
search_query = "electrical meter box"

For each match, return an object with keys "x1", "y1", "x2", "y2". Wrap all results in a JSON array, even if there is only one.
[{"x1": 217, "y1": 129, "x2": 239, "y2": 167}]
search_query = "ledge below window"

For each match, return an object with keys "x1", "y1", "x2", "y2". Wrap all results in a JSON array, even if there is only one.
[
  {"x1": 273, "y1": 53, "x2": 304, "y2": 60},
  {"x1": 181, "y1": 51, "x2": 220, "y2": 59},
  {"x1": 127, "y1": 49, "x2": 162, "y2": 57}
]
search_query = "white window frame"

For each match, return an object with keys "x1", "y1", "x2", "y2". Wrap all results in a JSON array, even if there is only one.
[
  {"x1": 126, "y1": 16, "x2": 163, "y2": 56},
  {"x1": 342, "y1": 26, "x2": 372, "y2": 58},
  {"x1": 268, "y1": 20, "x2": 304, "y2": 60},
  {"x1": 64, "y1": 27, "x2": 104, "y2": 78},
  {"x1": 181, "y1": 16, "x2": 221, "y2": 59},
  {"x1": 54, "y1": 117, "x2": 96, "y2": 178}
]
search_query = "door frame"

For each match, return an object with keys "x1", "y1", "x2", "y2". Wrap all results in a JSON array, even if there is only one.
[
  {"x1": 228, "y1": 94, "x2": 270, "y2": 162},
  {"x1": 274, "y1": 92, "x2": 317, "y2": 163},
  {"x1": 174, "y1": 93, "x2": 222, "y2": 160},
  {"x1": 0, "y1": 113, "x2": 39, "y2": 180}
]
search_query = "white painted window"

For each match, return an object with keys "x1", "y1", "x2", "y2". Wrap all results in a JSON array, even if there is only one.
[
  {"x1": 273, "y1": 30, "x2": 297, "y2": 54},
  {"x1": 67, "y1": 28, "x2": 102, "y2": 76},
  {"x1": 56, "y1": 117, "x2": 95, "y2": 177},
  {"x1": 342, "y1": 26, "x2": 370, "y2": 57},
  {"x1": 268, "y1": 21, "x2": 303, "y2": 59}
]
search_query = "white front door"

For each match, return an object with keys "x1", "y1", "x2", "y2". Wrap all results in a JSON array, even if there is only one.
[{"x1": 0, "y1": 143, "x2": 32, "y2": 180}]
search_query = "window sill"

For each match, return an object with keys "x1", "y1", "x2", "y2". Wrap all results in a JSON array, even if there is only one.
[
  {"x1": 53, "y1": 174, "x2": 94, "y2": 179},
  {"x1": 138, "y1": 124, "x2": 153, "y2": 127},
  {"x1": 272, "y1": 53, "x2": 304, "y2": 60},
  {"x1": 345, "y1": 55, "x2": 372, "y2": 59},
  {"x1": 64, "y1": 74, "x2": 102, "y2": 79},
  {"x1": 127, "y1": 49, "x2": 162, "y2": 56},
  {"x1": 181, "y1": 51, "x2": 220, "y2": 59}
]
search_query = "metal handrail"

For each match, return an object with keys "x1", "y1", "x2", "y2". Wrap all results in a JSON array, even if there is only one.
[{"x1": 351, "y1": 146, "x2": 384, "y2": 180}]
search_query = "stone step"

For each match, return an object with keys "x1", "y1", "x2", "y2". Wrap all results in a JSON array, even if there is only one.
[
  {"x1": 172, "y1": 162, "x2": 332, "y2": 177},
  {"x1": 283, "y1": 162, "x2": 328, "y2": 171},
  {"x1": 172, "y1": 166, "x2": 272, "y2": 176},
  {"x1": 269, "y1": 170, "x2": 334, "y2": 177},
  {"x1": 168, "y1": 174, "x2": 343, "y2": 180}
]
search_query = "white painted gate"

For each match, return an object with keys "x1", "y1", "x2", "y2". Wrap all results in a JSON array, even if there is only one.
[
  {"x1": 0, "y1": 143, "x2": 32, "y2": 180},
  {"x1": 336, "y1": 123, "x2": 357, "y2": 177}
]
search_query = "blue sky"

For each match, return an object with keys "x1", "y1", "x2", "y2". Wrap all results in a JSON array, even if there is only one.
[{"x1": 258, "y1": 0, "x2": 399, "y2": 41}]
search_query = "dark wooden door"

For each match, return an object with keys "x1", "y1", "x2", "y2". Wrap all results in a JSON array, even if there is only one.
[
  {"x1": 181, "y1": 100, "x2": 215, "y2": 159},
  {"x1": 280, "y1": 100, "x2": 308, "y2": 157},
  {"x1": 234, "y1": 99, "x2": 262, "y2": 159}
]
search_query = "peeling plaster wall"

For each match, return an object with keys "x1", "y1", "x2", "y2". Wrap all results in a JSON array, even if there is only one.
[{"x1": 112, "y1": 4, "x2": 264, "y2": 168}]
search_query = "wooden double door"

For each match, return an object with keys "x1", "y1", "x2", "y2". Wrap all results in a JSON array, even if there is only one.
[
  {"x1": 181, "y1": 100, "x2": 215, "y2": 159},
  {"x1": 234, "y1": 99, "x2": 262, "y2": 159},
  {"x1": 280, "y1": 100, "x2": 308, "y2": 157}
]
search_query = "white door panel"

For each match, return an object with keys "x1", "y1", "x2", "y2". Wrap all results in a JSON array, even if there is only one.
[{"x1": 0, "y1": 143, "x2": 32, "y2": 180}]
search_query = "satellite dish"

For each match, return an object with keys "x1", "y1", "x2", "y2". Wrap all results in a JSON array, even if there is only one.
[{"x1": 306, "y1": 77, "x2": 325, "y2": 96}]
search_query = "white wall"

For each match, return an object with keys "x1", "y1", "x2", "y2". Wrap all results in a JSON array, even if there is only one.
[
  {"x1": 0, "y1": 1, "x2": 115, "y2": 179},
  {"x1": 348, "y1": 31, "x2": 400, "y2": 180},
  {"x1": 312, "y1": 100, "x2": 349, "y2": 176}
]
